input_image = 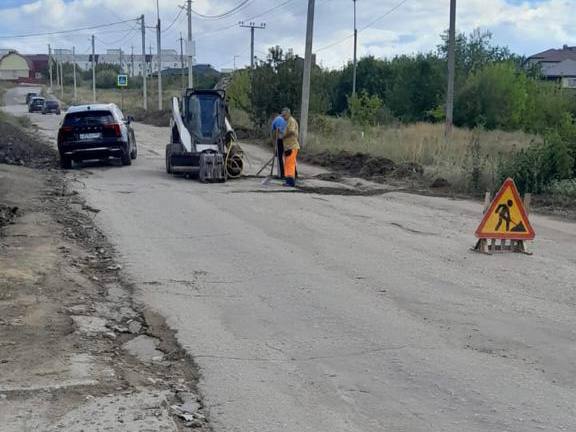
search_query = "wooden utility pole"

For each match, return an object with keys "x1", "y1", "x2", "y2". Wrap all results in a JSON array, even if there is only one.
[
  {"x1": 48, "y1": 44, "x2": 53, "y2": 91},
  {"x1": 91, "y1": 35, "x2": 96, "y2": 103},
  {"x1": 55, "y1": 52, "x2": 60, "y2": 91},
  {"x1": 156, "y1": 0, "x2": 163, "y2": 110},
  {"x1": 179, "y1": 33, "x2": 185, "y2": 90},
  {"x1": 59, "y1": 59, "x2": 64, "y2": 99},
  {"x1": 239, "y1": 21, "x2": 266, "y2": 71},
  {"x1": 445, "y1": 0, "x2": 456, "y2": 136},
  {"x1": 352, "y1": 0, "x2": 358, "y2": 97},
  {"x1": 187, "y1": 0, "x2": 194, "y2": 88},
  {"x1": 140, "y1": 14, "x2": 147, "y2": 111},
  {"x1": 72, "y1": 46, "x2": 77, "y2": 103},
  {"x1": 119, "y1": 48, "x2": 123, "y2": 73},
  {"x1": 299, "y1": 0, "x2": 315, "y2": 148}
]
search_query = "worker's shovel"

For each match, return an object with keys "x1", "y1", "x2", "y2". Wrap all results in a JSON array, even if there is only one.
[{"x1": 258, "y1": 155, "x2": 276, "y2": 186}]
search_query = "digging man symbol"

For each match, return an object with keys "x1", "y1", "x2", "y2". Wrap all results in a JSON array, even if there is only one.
[
  {"x1": 494, "y1": 199, "x2": 527, "y2": 233},
  {"x1": 495, "y1": 200, "x2": 513, "y2": 232}
]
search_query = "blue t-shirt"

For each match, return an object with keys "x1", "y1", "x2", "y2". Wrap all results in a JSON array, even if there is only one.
[{"x1": 271, "y1": 115, "x2": 287, "y2": 135}]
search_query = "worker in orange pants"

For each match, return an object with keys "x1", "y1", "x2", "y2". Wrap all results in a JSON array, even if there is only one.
[{"x1": 280, "y1": 107, "x2": 300, "y2": 187}]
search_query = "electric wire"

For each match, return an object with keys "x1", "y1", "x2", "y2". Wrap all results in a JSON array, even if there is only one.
[
  {"x1": 192, "y1": 0, "x2": 254, "y2": 20},
  {"x1": 194, "y1": 0, "x2": 298, "y2": 41},
  {"x1": 316, "y1": 0, "x2": 410, "y2": 52},
  {"x1": 0, "y1": 18, "x2": 139, "y2": 39},
  {"x1": 162, "y1": 7, "x2": 186, "y2": 33}
]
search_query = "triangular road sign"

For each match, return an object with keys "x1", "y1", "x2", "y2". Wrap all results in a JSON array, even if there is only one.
[{"x1": 475, "y1": 178, "x2": 535, "y2": 240}]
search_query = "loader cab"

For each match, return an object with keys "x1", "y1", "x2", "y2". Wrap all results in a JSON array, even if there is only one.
[{"x1": 182, "y1": 89, "x2": 227, "y2": 145}]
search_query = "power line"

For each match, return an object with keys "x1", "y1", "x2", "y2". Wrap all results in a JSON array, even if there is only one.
[
  {"x1": 94, "y1": 25, "x2": 140, "y2": 45},
  {"x1": 0, "y1": 18, "x2": 139, "y2": 39},
  {"x1": 192, "y1": 0, "x2": 254, "y2": 20},
  {"x1": 194, "y1": 0, "x2": 298, "y2": 41},
  {"x1": 162, "y1": 7, "x2": 186, "y2": 33},
  {"x1": 316, "y1": 0, "x2": 410, "y2": 52}
]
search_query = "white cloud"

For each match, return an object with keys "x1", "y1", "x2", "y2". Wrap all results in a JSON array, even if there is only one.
[{"x1": 0, "y1": 0, "x2": 574, "y2": 69}]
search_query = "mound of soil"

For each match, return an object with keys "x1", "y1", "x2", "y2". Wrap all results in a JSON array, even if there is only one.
[
  {"x1": 302, "y1": 149, "x2": 415, "y2": 180},
  {"x1": 132, "y1": 108, "x2": 171, "y2": 127},
  {"x1": 0, "y1": 119, "x2": 57, "y2": 168}
]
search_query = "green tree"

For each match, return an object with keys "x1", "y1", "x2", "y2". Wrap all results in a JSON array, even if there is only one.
[
  {"x1": 348, "y1": 91, "x2": 383, "y2": 126},
  {"x1": 455, "y1": 62, "x2": 528, "y2": 130}
]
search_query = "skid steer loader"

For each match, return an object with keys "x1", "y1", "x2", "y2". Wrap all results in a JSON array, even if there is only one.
[{"x1": 165, "y1": 89, "x2": 243, "y2": 182}]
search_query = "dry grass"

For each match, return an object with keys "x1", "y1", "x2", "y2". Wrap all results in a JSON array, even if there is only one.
[
  {"x1": 307, "y1": 116, "x2": 540, "y2": 192},
  {"x1": 0, "y1": 81, "x2": 16, "y2": 105},
  {"x1": 60, "y1": 84, "x2": 179, "y2": 115}
]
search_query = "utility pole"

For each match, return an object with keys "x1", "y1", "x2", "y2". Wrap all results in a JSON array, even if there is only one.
[
  {"x1": 445, "y1": 0, "x2": 456, "y2": 136},
  {"x1": 140, "y1": 14, "x2": 147, "y2": 111},
  {"x1": 179, "y1": 33, "x2": 185, "y2": 90},
  {"x1": 48, "y1": 44, "x2": 53, "y2": 91},
  {"x1": 59, "y1": 58, "x2": 64, "y2": 99},
  {"x1": 119, "y1": 48, "x2": 123, "y2": 73},
  {"x1": 239, "y1": 21, "x2": 266, "y2": 71},
  {"x1": 55, "y1": 53, "x2": 60, "y2": 91},
  {"x1": 130, "y1": 46, "x2": 134, "y2": 77},
  {"x1": 72, "y1": 46, "x2": 77, "y2": 103},
  {"x1": 299, "y1": 0, "x2": 315, "y2": 148},
  {"x1": 352, "y1": 0, "x2": 358, "y2": 97},
  {"x1": 233, "y1": 55, "x2": 240, "y2": 71},
  {"x1": 186, "y1": 0, "x2": 194, "y2": 88},
  {"x1": 156, "y1": 0, "x2": 163, "y2": 111},
  {"x1": 92, "y1": 35, "x2": 96, "y2": 103}
]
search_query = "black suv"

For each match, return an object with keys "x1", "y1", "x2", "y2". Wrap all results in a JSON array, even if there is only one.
[
  {"x1": 25, "y1": 92, "x2": 39, "y2": 104},
  {"x1": 57, "y1": 104, "x2": 137, "y2": 169},
  {"x1": 28, "y1": 97, "x2": 45, "y2": 113},
  {"x1": 42, "y1": 100, "x2": 61, "y2": 115}
]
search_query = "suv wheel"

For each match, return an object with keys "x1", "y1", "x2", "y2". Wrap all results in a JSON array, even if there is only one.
[
  {"x1": 60, "y1": 155, "x2": 72, "y2": 170},
  {"x1": 165, "y1": 144, "x2": 173, "y2": 174},
  {"x1": 130, "y1": 133, "x2": 137, "y2": 160},
  {"x1": 121, "y1": 149, "x2": 132, "y2": 166}
]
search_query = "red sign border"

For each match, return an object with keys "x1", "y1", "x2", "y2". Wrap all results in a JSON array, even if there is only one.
[{"x1": 475, "y1": 178, "x2": 535, "y2": 240}]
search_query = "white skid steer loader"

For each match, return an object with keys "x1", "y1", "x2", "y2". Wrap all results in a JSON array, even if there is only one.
[{"x1": 165, "y1": 89, "x2": 243, "y2": 182}]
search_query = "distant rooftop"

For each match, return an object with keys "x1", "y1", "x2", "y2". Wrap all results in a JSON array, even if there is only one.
[{"x1": 529, "y1": 45, "x2": 576, "y2": 62}]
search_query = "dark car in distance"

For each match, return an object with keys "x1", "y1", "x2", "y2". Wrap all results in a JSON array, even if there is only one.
[
  {"x1": 25, "y1": 92, "x2": 39, "y2": 105},
  {"x1": 28, "y1": 97, "x2": 45, "y2": 113},
  {"x1": 57, "y1": 104, "x2": 137, "y2": 169},
  {"x1": 42, "y1": 100, "x2": 61, "y2": 115}
]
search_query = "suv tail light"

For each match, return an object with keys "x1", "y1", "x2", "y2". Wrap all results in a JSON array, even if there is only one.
[
  {"x1": 103, "y1": 123, "x2": 122, "y2": 137},
  {"x1": 58, "y1": 126, "x2": 74, "y2": 143}
]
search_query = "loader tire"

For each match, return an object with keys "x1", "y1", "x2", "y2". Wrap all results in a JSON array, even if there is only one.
[{"x1": 165, "y1": 144, "x2": 173, "y2": 174}]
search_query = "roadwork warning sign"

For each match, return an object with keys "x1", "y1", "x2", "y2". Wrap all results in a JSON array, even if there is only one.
[{"x1": 475, "y1": 178, "x2": 535, "y2": 240}]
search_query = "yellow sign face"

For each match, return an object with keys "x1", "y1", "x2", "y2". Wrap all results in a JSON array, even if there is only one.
[{"x1": 475, "y1": 178, "x2": 535, "y2": 240}]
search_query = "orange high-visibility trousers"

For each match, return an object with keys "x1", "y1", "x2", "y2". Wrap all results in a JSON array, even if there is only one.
[{"x1": 284, "y1": 149, "x2": 298, "y2": 180}]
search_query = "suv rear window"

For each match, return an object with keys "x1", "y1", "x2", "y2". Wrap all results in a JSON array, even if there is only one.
[
  {"x1": 64, "y1": 111, "x2": 114, "y2": 126},
  {"x1": 46, "y1": 101, "x2": 58, "y2": 107}
]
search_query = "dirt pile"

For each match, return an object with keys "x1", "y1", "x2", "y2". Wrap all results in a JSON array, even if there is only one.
[
  {"x1": 302, "y1": 150, "x2": 423, "y2": 181},
  {"x1": 0, "y1": 114, "x2": 57, "y2": 168}
]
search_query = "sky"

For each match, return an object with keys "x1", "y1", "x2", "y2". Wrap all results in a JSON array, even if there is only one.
[{"x1": 0, "y1": 0, "x2": 574, "y2": 70}]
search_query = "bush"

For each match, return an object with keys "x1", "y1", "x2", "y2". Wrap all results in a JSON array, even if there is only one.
[
  {"x1": 498, "y1": 129, "x2": 574, "y2": 194},
  {"x1": 96, "y1": 70, "x2": 118, "y2": 89},
  {"x1": 546, "y1": 179, "x2": 576, "y2": 198},
  {"x1": 348, "y1": 91, "x2": 383, "y2": 126}
]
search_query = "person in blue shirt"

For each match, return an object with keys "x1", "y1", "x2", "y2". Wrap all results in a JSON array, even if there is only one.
[{"x1": 271, "y1": 112, "x2": 287, "y2": 178}]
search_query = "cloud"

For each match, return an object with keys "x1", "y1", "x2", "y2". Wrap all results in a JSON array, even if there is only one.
[{"x1": 0, "y1": 0, "x2": 574, "y2": 70}]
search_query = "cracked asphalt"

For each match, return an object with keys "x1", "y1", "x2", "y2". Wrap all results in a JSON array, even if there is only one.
[{"x1": 7, "y1": 85, "x2": 576, "y2": 432}]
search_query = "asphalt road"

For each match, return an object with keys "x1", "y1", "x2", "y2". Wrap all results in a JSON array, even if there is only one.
[{"x1": 6, "y1": 86, "x2": 576, "y2": 432}]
